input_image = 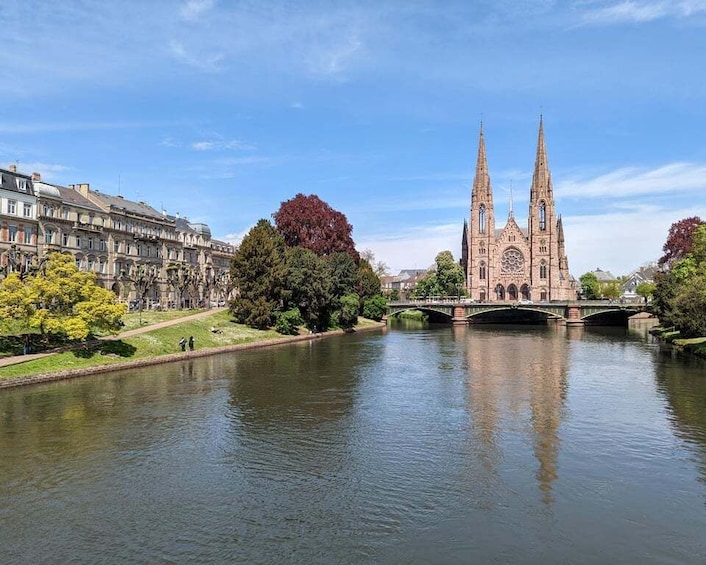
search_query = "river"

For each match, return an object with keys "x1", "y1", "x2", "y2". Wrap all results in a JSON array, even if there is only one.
[{"x1": 1, "y1": 321, "x2": 706, "y2": 564}]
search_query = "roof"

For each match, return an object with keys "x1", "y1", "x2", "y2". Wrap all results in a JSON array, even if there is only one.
[
  {"x1": 90, "y1": 190, "x2": 167, "y2": 222},
  {"x1": 49, "y1": 184, "x2": 104, "y2": 212},
  {"x1": 0, "y1": 167, "x2": 34, "y2": 196},
  {"x1": 591, "y1": 267, "x2": 616, "y2": 282}
]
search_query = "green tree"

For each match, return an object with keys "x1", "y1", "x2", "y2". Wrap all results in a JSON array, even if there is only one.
[
  {"x1": 339, "y1": 293, "x2": 360, "y2": 330},
  {"x1": 275, "y1": 308, "x2": 303, "y2": 335},
  {"x1": 636, "y1": 282, "x2": 656, "y2": 303},
  {"x1": 413, "y1": 272, "x2": 440, "y2": 298},
  {"x1": 285, "y1": 246, "x2": 334, "y2": 331},
  {"x1": 670, "y1": 271, "x2": 706, "y2": 337},
  {"x1": 231, "y1": 219, "x2": 287, "y2": 329},
  {"x1": 356, "y1": 259, "x2": 381, "y2": 306},
  {"x1": 326, "y1": 252, "x2": 357, "y2": 301},
  {"x1": 579, "y1": 272, "x2": 600, "y2": 299},
  {"x1": 362, "y1": 294, "x2": 387, "y2": 321},
  {"x1": 435, "y1": 251, "x2": 464, "y2": 296},
  {"x1": 599, "y1": 281, "x2": 621, "y2": 300},
  {"x1": 0, "y1": 252, "x2": 125, "y2": 342}
]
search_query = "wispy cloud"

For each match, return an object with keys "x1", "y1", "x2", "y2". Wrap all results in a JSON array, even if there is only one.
[
  {"x1": 180, "y1": 0, "x2": 216, "y2": 22},
  {"x1": 168, "y1": 40, "x2": 224, "y2": 73},
  {"x1": 191, "y1": 139, "x2": 255, "y2": 151},
  {"x1": 557, "y1": 161, "x2": 706, "y2": 198},
  {"x1": 580, "y1": 0, "x2": 706, "y2": 24}
]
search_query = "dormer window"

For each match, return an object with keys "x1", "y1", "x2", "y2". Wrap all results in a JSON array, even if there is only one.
[{"x1": 16, "y1": 179, "x2": 28, "y2": 191}]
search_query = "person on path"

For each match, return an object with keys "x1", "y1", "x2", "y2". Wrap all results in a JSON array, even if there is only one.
[
  {"x1": 188, "y1": 336, "x2": 194, "y2": 351},
  {"x1": 179, "y1": 337, "x2": 186, "y2": 351}
]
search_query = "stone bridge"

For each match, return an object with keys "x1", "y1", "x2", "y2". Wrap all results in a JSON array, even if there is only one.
[{"x1": 387, "y1": 299, "x2": 649, "y2": 326}]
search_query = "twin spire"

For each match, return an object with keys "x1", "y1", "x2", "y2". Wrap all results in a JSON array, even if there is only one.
[{"x1": 471, "y1": 115, "x2": 552, "y2": 208}]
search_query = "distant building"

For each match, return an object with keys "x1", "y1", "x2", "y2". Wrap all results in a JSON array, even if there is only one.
[
  {"x1": 589, "y1": 267, "x2": 617, "y2": 283},
  {"x1": 381, "y1": 268, "x2": 429, "y2": 296},
  {"x1": 461, "y1": 118, "x2": 575, "y2": 302},
  {"x1": 621, "y1": 264, "x2": 657, "y2": 301}
]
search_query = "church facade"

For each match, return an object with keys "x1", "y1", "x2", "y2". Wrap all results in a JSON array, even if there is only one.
[{"x1": 460, "y1": 118, "x2": 575, "y2": 302}]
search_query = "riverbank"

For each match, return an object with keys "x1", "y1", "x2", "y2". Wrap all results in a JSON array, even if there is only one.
[
  {"x1": 649, "y1": 326, "x2": 706, "y2": 359},
  {"x1": 0, "y1": 312, "x2": 385, "y2": 390}
]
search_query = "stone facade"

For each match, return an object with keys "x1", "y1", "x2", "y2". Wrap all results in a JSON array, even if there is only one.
[
  {"x1": 0, "y1": 167, "x2": 235, "y2": 307},
  {"x1": 461, "y1": 119, "x2": 575, "y2": 302}
]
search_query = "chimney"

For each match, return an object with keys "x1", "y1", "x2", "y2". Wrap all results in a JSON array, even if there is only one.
[
  {"x1": 9, "y1": 164, "x2": 17, "y2": 173},
  {"x1": 78, "y1": 183, "x2": 90, "y2": 197},
  {"x1": 32, "y1": 172, "x2": 41, "y2": 182}
]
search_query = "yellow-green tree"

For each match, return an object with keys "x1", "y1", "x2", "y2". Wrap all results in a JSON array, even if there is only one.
[{"x1": 0, "y1": 253, "x2": 126, "y2": 341}]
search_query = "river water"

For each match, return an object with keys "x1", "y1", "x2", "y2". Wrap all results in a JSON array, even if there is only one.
[{"x1": 1, "y1": 321, "x2": 706, "y2": 564}]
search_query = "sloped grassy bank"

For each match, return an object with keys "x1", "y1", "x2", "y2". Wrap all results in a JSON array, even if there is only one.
[
  {"x1": 0, "y1": 311, "x2": 384, "y2": 389},
  {"x1": 649, "y1": 326, "x2": 706, "y2": 359}
]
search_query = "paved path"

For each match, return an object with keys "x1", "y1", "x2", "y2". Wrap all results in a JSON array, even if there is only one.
[{"x1": 0, "y1": 308, "x2": 226, "y2": 369}]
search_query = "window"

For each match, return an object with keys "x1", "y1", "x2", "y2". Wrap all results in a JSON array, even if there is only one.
[
  {"x1": 76, "y1": 235, "x2": 81, "y2": 248},
  {"x1": 479, "y1": 241, "x2": 486, "y2": 255},
  {"x1": 62, "y1": 233, "x2": 69, "y2": 246},
  {"x1": 23, "y1": 227, "x2": 33, "y2": 244},
  {"x1": 44, "y1": 230, "x2": 54, "y2": 244},
  {"x1": 114, "y1": 241, "x2": 120, "y2": 253},
  {"x1": 540, "y1": 290, "x2": 547, "y2": 301},
  {"x1": 479, "y1": 261, "x2": 486, "y2": 280},
  {"x1": 16, "y1": 179, "x2": 27, "y2": 191},
  {"x1": 88, "y1": 237, "x2": 94, "y2": 250},
  {"x1": 99, "y1": 239, "x2": 106, "y2": 251},
  {"x1": 539, "y1": 201, "x2": 546, "y2": 231},
  {"x1": 8, "y1": 226, "x2": 18, "y2": 242},
  {"x1": 99, "y1": 260, "x2": 105, "y2": 273},
  {"x1": 23, "y1": 203, "x2": 32, "y2": 217},
  {"x1": 501, "y1": 248, "x2": 524, "y2": 273},
  {"x1": 540, "y1": 260, "x2": 547, "y2": 279},
  {"x1": 62, "y1": 208, "x2": 69, "y2": 219},
  {"x1": 87, "y1": 259, "x2": 95, "y2": 271},
  {"x1": 76, "y1": 258, "x2": 81, "y2": 270},
  {"x1": 480, "y1": 290, "x2": 486, "y2": 301},
  {"x1": 479, "y1": 204, "x2": 486, "y2": 234},
  {"x1": 8, "y1": 200, "x2": 16, "y2": 214}
]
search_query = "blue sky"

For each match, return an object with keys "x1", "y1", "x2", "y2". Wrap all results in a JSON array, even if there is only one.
[{"x1": 2, "y1": 0, "x2": 706, "y2": 277}]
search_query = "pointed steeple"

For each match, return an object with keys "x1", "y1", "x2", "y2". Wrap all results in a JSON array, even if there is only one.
[
  {"x1": 472, "y1": 122, "x2": 492, "y2": 204},
  {"x1": 530, "y1": 115, "x2": 552, "y2": 202},
  {"x1": 508, "y1": 181, "x2": 514, "y2": 220},
  {"x1": 557, "y1": 214, "x2": 565, "y2": 245}
]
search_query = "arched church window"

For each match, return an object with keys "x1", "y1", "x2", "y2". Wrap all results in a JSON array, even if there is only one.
[
  {"x1": 479, "y1": 261, "x2": 486, "y2": 280},
  {"x1": 520, "y1": 284, "x2": 530, "y2": 301},
  {"x1": 539, "y1": 201, "x2": 546, "y2": 231},
  {"x1": 540, "y1": 260, "x2": 547, "y2": 279},
  {"x1": 508, "y1": 284, "x2": 518, "y2": 301},
  {"x1": 540, "y1": 289, "x2": 547, "y2": 301},
  {"x1": 479, "y1": 241, "x2": 486, "y2": 255},
  {"x1": 480, "y1": 290, "x2": 486, "y2": 302},
  {"x1": 501, "y1": 248, "x2": 524, "y2": 273},
  {"x1": 479, "y1": 205, "x2": 486, "y2": 234}
]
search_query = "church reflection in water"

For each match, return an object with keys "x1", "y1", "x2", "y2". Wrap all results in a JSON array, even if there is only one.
[{"x1": 455, "y1": 324, "x2": 570, "y2": 505}]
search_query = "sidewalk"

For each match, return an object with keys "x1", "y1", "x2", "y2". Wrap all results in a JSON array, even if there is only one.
[{"x1": 0, "y1": 308, "x2": 226, "y2": 369}]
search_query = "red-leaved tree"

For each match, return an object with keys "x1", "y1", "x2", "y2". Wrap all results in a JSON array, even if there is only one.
[
  {"x1": 273, "y1": 193, "x2": 359, "y2": 261},
  {"x1": 658, "y1": 216, "x2": 705, "y2": 268}
]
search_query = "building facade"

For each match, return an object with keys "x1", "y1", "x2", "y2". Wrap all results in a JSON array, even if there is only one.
[
  {"x1": 1, "y1": 168, "x2": 236, "y2": 307},
  {"x1": 461, "y1": 119, "x2": 575, "y2": 302}
]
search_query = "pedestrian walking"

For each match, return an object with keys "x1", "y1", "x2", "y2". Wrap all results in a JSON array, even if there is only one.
[
  {"x1": 179, "y1": 337, "x2": 186, "y2": 351},
  {"x1": 188, "y1": 336, "x2": 195, "y2": 351}
]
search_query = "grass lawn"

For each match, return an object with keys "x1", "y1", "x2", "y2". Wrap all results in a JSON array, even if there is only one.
[
  {"x1": 0, "y1": 311, "x2": 284, "y2": 380},
  {"x1": 118, "y1": 308, "x2": 211, "y2": 332}
]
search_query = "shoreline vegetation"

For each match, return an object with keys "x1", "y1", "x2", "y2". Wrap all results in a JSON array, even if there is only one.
[
  {"x1": 649, "y1": 326, "x2": 706, "y2": 359},
  {"x1": 0, "y1": 310, "x2": 385, "y2": 390}
]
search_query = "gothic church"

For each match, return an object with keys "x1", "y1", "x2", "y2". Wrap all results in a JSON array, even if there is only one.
[{"x1": 461, "y1": 118, "x2": 575, "y2": 302}]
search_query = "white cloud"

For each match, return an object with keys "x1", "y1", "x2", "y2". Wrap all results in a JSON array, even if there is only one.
[
  {"x1": 557, "y1": 162, "x2": 706, "y2": 198},
  {"x1": 580, "y1": 0, "x2": 706, "y2": 24},
  {"x1": 191, "y1": 139, "x2": 255, "y2": 151},
  {"x1": 220, "y1": 229, "x2": 250, "y2": 246},
  {"x1": 180, "y1": 0, "x2": 216, "y2": 22},
  {"x1": 5, "y1": 162, "x2": 71, "y2": 181},
  {"x1": 168, "y1": 39, "x2": 224, "y2": 73}
]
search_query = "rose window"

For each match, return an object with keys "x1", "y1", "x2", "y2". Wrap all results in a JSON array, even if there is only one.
[{"x1": 501, "y1": 248, "x2": 524, "y2": 273}]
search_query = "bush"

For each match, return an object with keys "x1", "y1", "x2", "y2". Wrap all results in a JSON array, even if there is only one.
[
  {"x1": 339, "y1": 294, "x2": 359, "y2": 330},
  {"x1": 363, "y1": 294, "x2": 387, "y2": 321},
  {"x1": 275, "y1": 308, "x2": 303, "y2": 335}
]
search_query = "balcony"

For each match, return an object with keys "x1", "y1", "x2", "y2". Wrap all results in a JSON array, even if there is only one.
[
  {"x1": 132, "y1": 231, "x2": 160, "y2": 242},
  {"x1": 73, "y1": 221, "x2": 103, "y2": 233}
]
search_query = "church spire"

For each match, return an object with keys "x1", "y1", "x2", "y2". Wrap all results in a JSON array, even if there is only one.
[
  {"x1": 530, "y1": 115, "x2": 552, "y2": 202},
  {"x1": 472, "y1": 122, "x2": 492, "y2": 204}
]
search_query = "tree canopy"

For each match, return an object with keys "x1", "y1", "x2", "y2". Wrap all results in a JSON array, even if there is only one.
[
  {"x1": 0, "y1": 252, "x2": 125, "y2": 341},
  {"x1": 658, "y1": 216, "x2": 705, "y2": 268},
  {"x1": 273, "y1": 193, "x2": 359, "y2": 260},
  {"x1": 230, "y1": 219, "x2": 287, "y2": 329},
  {"x1": 653, "y1": 219, "x2": 706, "y2": 337},
  {"x1": 413, "y1": 251, "x2": 464, "y2": 298}
]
